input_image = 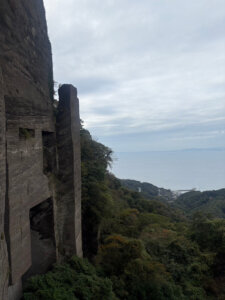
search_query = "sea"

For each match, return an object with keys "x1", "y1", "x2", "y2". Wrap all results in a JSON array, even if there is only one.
[{"x1": 111, "y1": 149, "x2": 225, "y2": 191}]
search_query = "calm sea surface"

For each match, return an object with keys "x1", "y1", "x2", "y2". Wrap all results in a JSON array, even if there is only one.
[{"x1": 111, "y1": 150, "x2": 225, "y2": 191}]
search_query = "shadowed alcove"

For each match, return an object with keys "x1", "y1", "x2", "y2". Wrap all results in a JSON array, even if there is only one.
[{"x1": 22, "y1": 198, "x2": 56, "y2": 282}]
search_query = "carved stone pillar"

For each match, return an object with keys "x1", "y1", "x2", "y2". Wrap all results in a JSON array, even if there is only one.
[{"x1": 56, "y1": 84, "x2": 83, "y2": 260}]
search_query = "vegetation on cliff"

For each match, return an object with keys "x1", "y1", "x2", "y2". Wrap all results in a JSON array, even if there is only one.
[
  {"x1": 23, "y1": 127, "x2": 225, "y2": 300},
  {"x1": 23, "y1": 256, "x2": 116, "y2": 300}
]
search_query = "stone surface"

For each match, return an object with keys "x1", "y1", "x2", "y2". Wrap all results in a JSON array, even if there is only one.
[
  {"x1": 56, "y1": 85, "x2": 83, "y2": 259},
  {"x1": 0, "y1": 67, "x2": 9, "y2": 300},
  {"x1": 8, "y1": 280, "x2": 22, "y2": 300},
  {"x1": 0, "y1": 1, "x2": 83, "y2": 299},
  {"x1": 22, "y1": 199, "x2": 56, "y2": 282},
  {"x1": 0, "y1": 0, "x2": 55, "y2": 290},
  {"x1": 0, "y1": 0, "x2": 54, "y2": 108}
]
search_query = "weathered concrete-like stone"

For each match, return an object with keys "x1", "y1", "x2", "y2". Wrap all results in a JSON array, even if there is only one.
[
  {"x1": 56, "y1": 85, "x2": 83, "y2": 260},
  {"x1": 0, "y1": 0, "x2": 55, "y2": 298},
  {"x1": 0, "y1": 1, "x2": 83, "y2": 299},
  {"x1": 0, "y1": 66, "x2": 9, "y2": 300}
]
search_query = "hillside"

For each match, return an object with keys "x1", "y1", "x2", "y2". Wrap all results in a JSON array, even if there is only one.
[
  {"x1": 120, "y1": 179, "x2": 174, "y2": 201},
  {"x1": 173, "y1": 189, "x2": 225, "y2": 219},
  {"x1": 23, "y1": 127, "x2": 225, "y2": 300},
  {"x1": 120, "y1": 180, "x2": 225, "y2": 220}
]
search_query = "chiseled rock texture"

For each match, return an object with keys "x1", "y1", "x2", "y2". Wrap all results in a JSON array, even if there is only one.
[
  {"x1": 0, "y1": 66, "x2": 8, "y2": 300},
  {"x1": 56, "y1": 85, "x2": 83, "y2": 260},
  {"x1": 0, "y1": 1, "x2": 82, "y2": 299}
]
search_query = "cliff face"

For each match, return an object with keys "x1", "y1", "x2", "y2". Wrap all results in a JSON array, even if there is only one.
[
  {"x1": 0, "y1": 0, "x2": 53, "y2": 106},
  {"x1": 0, "y1": 1, "x2": 82, "y2": 299},
  {"x1": 0, "y1": 58, "x2": 8, "y2": 300},
  {"x1": 0, "y1": 1, "x2": 54, "y2": 298}
]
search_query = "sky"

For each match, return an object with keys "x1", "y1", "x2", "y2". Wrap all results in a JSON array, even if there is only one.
[{"x1": 43, "y1": 0, "x2": 225, "y2": 189}]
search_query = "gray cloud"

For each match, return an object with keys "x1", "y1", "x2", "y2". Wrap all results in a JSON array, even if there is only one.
[{"x1": 44, "y1": 0, "x2": 225, "y2": 151}]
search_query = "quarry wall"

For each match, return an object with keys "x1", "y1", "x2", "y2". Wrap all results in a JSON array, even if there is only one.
[{"x1": 0, "y1": 1, "x2": 82, "y2": 299}]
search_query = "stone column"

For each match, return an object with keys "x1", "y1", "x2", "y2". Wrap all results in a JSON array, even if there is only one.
[
  {"x1": 56, "y1": 84, "x2": 82, "y2": 260},
  {"x1": 0, "y1": 68, "x2": 9, "y2": 299}
]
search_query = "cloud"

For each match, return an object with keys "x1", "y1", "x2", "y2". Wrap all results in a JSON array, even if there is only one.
[{"x1": 44, "y1": 0, "x2": 225, "y2": 151}]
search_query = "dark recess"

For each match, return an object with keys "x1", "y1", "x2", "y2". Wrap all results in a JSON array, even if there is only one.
[{"x1": 22, "y1": 198, "x2": 56, "y2": 284}]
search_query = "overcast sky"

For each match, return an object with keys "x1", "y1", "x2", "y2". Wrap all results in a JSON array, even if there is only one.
[{"x1": 44, "y1": 0, "x2": 225, "y2": 153}]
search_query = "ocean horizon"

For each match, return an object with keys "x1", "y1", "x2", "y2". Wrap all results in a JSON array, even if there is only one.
[{"x1": 111, "y1": 148, "x2": 225, "y2": 192}]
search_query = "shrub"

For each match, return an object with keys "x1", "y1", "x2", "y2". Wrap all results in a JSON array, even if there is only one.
[{"x1": 23, "y1": 256, "x2": 116, "y2": 300}]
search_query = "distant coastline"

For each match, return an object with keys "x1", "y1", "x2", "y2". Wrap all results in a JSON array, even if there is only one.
[{"x1": 112, "y1": 148, "x2": 225, "y2": 191}]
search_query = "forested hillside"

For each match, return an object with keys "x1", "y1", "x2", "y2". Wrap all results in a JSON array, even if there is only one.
[
  {"x1": 173, "y1": 189, "x2": 225, "y2": 219},
  {"x1": 23, "y1": 127, "x2": 225, "y2": 300},
  {"x1": 120, "y1": 179, "x2": 174, "y2": 201}
]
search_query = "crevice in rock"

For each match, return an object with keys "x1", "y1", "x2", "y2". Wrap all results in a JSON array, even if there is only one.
[{"x1": 22, "y1": 198, "x2": 56, "y2": 283}]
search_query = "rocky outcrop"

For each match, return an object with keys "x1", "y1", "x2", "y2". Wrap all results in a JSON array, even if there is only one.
[
  {"x1": 56, "y1": 85, "x2": 83, "y2": 260},
  {"x1": 0, "y1": 1, "x2": 82, "y2": 299},
  {"x1": 0, "y1": 0, "x2": 54, "y2": 107},
  {"x1": 0, "y1": 2, "x2": 54, "y2": 298}
]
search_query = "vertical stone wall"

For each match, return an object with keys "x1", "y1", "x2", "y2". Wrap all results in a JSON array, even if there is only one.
[
  {"x1": 0, "y1": 1, "x2": 83, "y2": 299},
  {"x1": 56, "y1": 85, "x2": 83, "y2": 259},
  {"x1": 0, "y1": 0, "x2": 55, "y2": 299},
  {"x1": 0, "y1": 0, "x2": 54, "y2": 107},
  {"x1": 0, "y1": 68, "x2": 9, "y2": 300}
]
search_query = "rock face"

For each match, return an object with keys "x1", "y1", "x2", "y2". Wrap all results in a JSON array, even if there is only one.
[
  {"x1": 56, "y1": 85, "x2": 83, "y2": 260},
  {"x1": 0, "y1": 64, "x2": 8, "y2": 300},
  {"x1": 0, "y1": 1, "x2": 82, "y2": 299}
]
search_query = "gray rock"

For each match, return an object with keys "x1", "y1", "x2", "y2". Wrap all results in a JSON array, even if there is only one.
[
  {"x1": 0, "y1": 1, "x2": 82, "y2": 299},
  {"x1": 56, "y1": 85, "x2": 83, "y2": 260}
]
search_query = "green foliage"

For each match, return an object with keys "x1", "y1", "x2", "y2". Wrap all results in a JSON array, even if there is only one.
[
  {"x1": 25, "y1": 126, "x2": 225, "y2": 300},
  {"x1": 174, "y1": 189, "x2": 225, "y2": 219},
  {"x1": 23, "y1": 257, "x2": 116, "y2": 300},
  {"x1": 97, "y1": 235, "x2": 184, "y2": 300},
  {"x1": 80, "y1": 127, "x2": 225, "y2": 300},
  {"x1": 190, "y1": 214, "x2": 225, "y2": 251},
  {"x1": 80, "y1": 127, "x2": 113, "y2": 258},
  {"x1": 120, "y1": 179, "x2": 174, "y2": 201},
  {"x1": 97, "y1": 235, "x2": 146, "y2": 276},
  {"x1": 123, "y1": 259, "x2": 184, "y2": 300}
]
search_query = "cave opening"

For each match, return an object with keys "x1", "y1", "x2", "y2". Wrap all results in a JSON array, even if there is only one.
[{"x1": 22, "y1": 198, "x2": 56, "y2": 283}]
